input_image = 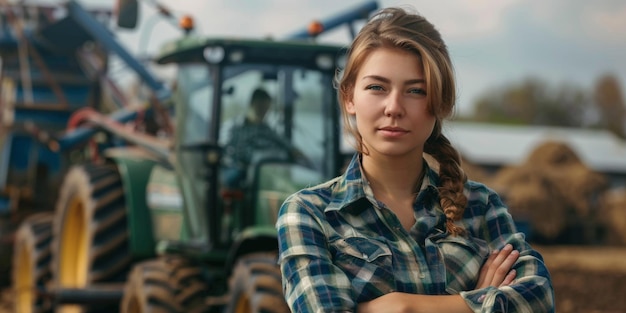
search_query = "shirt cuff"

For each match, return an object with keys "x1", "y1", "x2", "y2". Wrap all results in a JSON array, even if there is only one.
[{"x1": 460, "y1": 287, "x2": 507, "y2": 313}]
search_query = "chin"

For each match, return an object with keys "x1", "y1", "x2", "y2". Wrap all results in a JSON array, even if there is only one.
[{"x1": 372, "y1": 146, "x2": 421, "y2": 159}]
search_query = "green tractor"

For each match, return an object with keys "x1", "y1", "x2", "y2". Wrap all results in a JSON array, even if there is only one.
[
  {"x1": 112, "y1": 37, "x2": 349, "y2": 312},
  {"x1": 55, "y1": 38, "x2": 347, "y2": 313},
  {"x1": 11, "y1": 0, "x2": 378, "y2": 312}
]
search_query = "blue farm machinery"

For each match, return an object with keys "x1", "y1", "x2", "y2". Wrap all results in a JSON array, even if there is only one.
[
  {"x1": 0, "y1": 0, "x2": 137, "y2": 286},
  {"x1": 0, "y1": 0, "x2": 379, "y2": 312},
  {"x1": 1, "y1": 0, "x2": 172, "y2": 310}
]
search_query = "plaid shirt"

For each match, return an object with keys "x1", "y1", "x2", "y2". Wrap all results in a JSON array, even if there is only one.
[
  {"x1": 277, "y1": 154, "x2": 555, "y2": 313},
  {"x1": 224, "y1": 121, "x2": 291, "y2": 167}
]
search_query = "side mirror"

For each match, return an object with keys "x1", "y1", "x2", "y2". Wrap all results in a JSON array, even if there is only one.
[{"x1": 116, "y1": 0, "x2": 139, "y2": 29}]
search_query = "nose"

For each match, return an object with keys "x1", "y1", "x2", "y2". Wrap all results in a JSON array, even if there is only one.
[{"x1": 384, "y1": 91, "x2": 404, "y2": 118}]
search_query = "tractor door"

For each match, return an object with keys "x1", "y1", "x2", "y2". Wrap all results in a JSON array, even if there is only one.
[{"x1": 171, "y1": 64, "x2": 216, "y2": 244}]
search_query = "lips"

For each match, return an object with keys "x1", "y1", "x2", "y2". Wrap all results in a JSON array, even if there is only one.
[
  {"x1": 378, "y1": 126, "x2": 409, "y2": 137},
  {"x1": 379, "y1": 126, "x2": 408, "y2": 132}
]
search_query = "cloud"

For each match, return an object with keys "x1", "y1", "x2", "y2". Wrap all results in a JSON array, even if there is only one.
[
  {"x1": 588, "y1": 5, "x2": 626, "y2": 44},
  {"x1": 80, "y1": 0, "x2": 626, "y2": 116},
  {"x1": 383, "y1": 0, "x2": 522, "y2": 41},
  {"x1": 523, "y1": 0, "x2": 626, "y2": 46}
]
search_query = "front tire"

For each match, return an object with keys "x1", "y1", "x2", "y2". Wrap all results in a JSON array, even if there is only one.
[
  {"x1": 120, "y1": 258, "x2": 179, "y2": 313},
  {"x1": 225, "y1": 252, "x2": 289, "y2": 313},
  {"x1": 121, "y1": 256, "x2": 212, "y2": 313}
]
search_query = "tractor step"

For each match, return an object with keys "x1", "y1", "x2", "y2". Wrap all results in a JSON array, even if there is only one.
[{"x1": 47, "y1": 283, "x2": 125, "y2": 305}]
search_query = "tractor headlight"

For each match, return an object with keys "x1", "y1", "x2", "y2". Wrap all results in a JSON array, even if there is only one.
[
  {"x1": 203, "y1": 46, "x2": 225, "y2": 64},
  {"x1": 229, "y1": 50, "x2": 244, "y2": 63}
]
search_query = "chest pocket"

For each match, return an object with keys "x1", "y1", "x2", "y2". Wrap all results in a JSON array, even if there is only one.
[
  {"x1": 435, "y1": 235, "x2": 490, "y2": 293},
  {"x1": 331, "y1": 236, "x2": 395, "y2": 301}
]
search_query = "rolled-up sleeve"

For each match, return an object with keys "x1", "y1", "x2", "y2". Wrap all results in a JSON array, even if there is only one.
[{"x1": 277, "y1": 195, "x2": 356, "y2": 313}]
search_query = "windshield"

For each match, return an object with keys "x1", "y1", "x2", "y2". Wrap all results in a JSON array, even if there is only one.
[
  {"x1": 176, "y1": 65, "x2": 213, "y2": 145},
  {"x1": 219, "y1": 63, "x2": 333, "y2": 178},
  {"x1": 174, "y1": 62, "x2": 333, "y2": 168},
  {"x1": 171, "y1": 61, "x2": 337, "y2": 243}
]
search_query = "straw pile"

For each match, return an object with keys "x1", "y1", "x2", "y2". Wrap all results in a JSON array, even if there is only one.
[
  {"x1": 599, "y1": 188, "x2": 626, "y2": 245},
  {"x1": 488, "y1": 140, "x2": 609, "y2": 242}
]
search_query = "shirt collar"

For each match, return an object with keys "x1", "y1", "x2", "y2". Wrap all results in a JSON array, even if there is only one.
[{"x1": 324, "y1": 153, "x2": 441, "y2": 213}]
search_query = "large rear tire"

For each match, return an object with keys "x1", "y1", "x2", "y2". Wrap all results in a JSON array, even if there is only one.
[
  {"x1": 51, "y1": 164, "x2": 132, "y2": 312},
  {"x1": 12, "y1": 212, "x2": 54, "y2": 313},
  {"x1": 225, "y1": 252, "x2": 289, "y2": 313},
  {"x1": 120, "y1": 258, "x2": 179, "y2": 313}
]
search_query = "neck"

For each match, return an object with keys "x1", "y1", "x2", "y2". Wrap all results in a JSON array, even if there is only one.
[{"x1": 361, "y1": 152, "x2": 425, "y2": 200}]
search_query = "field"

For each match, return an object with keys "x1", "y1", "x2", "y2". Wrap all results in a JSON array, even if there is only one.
[
  {"x1": 1, "y1": 245, "x2": 625, "y2": 312},
  {"x1": 536, "y1": 245, "x2": 626, "y2": 313}
]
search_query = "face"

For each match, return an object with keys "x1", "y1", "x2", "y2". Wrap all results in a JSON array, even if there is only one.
[
  {"x1": 251, "y1": 99, "x2": 271, "y2": 123},
  {"x1": 345, "y1": 47, "x2": 436, "y2": 159}
]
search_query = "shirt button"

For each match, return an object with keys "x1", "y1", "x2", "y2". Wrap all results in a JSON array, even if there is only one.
[{"x1": 418, "y1": 273, "x2": 425, "y2": 279}]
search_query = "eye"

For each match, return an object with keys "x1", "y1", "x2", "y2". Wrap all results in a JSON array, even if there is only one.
[
  {"x1": 408, "y1": 88, "x2": 427, "y2": 95},
  {"x1": 366, "y1": 84, "x2": 385, "y2": 91}
]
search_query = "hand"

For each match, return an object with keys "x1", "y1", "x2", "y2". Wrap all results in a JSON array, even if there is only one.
[{"x1": 476, "y1": 244, "x2": 519, "y2": 289}]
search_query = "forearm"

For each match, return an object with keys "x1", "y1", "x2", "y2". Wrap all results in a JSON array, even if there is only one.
[
  {"x1": 461, "y1": 274, "x2": 554, "y2": 313},
  {"x1": 358, "y1": 293, "x2": 472, "y2": 313},
  {"x1": 460, "y1": 239, "x2": 554, "y2": 312},
  {"x1": 472, "y1": 192, "x2": 555, "y2": 312}
]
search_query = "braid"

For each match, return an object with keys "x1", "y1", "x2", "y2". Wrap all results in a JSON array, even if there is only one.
[{"x1": 424, "y1": 122, "x2": 468, "y2": 235}]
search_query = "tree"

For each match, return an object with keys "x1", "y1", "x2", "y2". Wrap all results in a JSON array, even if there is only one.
[
  {"x1": 593, "y1": 74, "x2": 626, "y2": 138},
  {"x1": 470, "y1": 77, "x2": 590, "y2": 127}
]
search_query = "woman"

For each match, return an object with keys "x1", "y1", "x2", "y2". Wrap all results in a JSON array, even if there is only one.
[{"x1": 276, "y1": 7, "x2": 554, "y2": 313}]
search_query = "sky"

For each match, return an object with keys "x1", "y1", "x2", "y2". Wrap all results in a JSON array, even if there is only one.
[{"x1": 80, "y1": 0, "x2": 626, "y2": 117}]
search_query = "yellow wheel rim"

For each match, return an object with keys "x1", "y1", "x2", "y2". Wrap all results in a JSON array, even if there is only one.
[
  {"x1": 234, "y1": 292, "x2": 251, "y2": 313},
  {"x1": 126, "y1": 296, "x2": 140, "y2": 313},
  {"x1": 58, "y1": 195, "x2": 88, "y2": 313},
  {"x1": 14, "y1": 242, "x2": 33, "y2": 313}
]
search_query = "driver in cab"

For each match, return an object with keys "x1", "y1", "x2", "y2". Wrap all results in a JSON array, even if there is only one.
[{"x1": 222, "y1": 88, "x2": 299, "y2": 188}]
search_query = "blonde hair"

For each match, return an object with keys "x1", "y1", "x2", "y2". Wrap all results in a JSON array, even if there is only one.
[{"x1": 337, "y1": 7, "x2": 467, "y2": 235}]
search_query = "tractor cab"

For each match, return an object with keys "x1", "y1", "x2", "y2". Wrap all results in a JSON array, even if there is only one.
[{"x1": 149, "y1": 37, "x2": 347, "y2": 252}]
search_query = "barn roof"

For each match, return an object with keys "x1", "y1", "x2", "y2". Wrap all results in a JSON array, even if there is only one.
[{"x1": 445, "y1": 122, "x2": 626, "y2": 173}]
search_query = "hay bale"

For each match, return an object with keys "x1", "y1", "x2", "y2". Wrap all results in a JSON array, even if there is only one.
[
  {"x1": 529, "y1": 141, "x2": 608, "y2": 216},
  {"x1": 490, "y1": 140, "x2": 609, "y2": 242},
  {"x1": 491, "y1": 164, "x2": 568, "y2": 240},
  {"x1": 600, "y1": 188, "x2": 626, "y2": 245}
]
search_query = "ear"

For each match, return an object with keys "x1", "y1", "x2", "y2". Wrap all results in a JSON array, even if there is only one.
[{"x1": 345, "y1": 99, "x2": 356, "y2": 115}]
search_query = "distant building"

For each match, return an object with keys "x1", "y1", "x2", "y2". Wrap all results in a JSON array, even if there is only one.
[{"x1": 445, "y1": 122, "x2": 626, "y2": 188}]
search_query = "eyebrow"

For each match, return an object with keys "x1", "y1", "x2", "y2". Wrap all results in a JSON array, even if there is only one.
[{"x1": 362, "y1": 75, "x2": 425, "y2": 85}]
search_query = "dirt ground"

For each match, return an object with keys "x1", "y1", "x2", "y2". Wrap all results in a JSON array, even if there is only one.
[
  {"x1": 535, "y1": 245, "x2": 626, "y2": 313},
  {"x1": 0, "y1": 245, "x2": 625, "y2": 312}
]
